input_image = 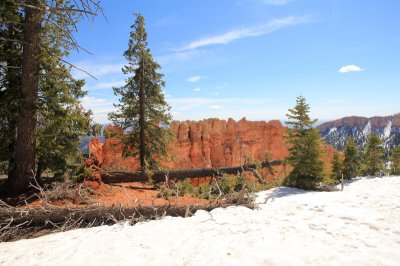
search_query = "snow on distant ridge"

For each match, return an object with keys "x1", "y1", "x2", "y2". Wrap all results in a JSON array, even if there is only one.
[
  {"x1": 384, "y1": 120, "x2": 392, "y2": 139},
  {"x1": 1, "y1": 176, "x2": 400, "y2": 265}
]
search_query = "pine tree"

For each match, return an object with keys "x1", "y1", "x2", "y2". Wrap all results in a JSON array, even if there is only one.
[
  {"x1": 0, "y1": 1, "x2": 102, "y2": 195},
  {"x1": 0, "y1": 1, "x2": 23, "y2": 174},
  {"x1": 331, "y1": 151, "x2": 342, "y2": 181},
  {"x1": 389, "y1": 146, "x2": 400, "y2": 175},
  {"x1": 35, "y1": 15, "x2": 100, "y2": 181},
  {"x1": 342, "y1": 137, "x2": 360, "y2": 179},
  {"x1": 362, "y1": 133, "x2": 385, "y2": 176},
  {"x1": 109, "y1": 14, "x2": 172, "y2": 171},
  {"x1": 284, "y1": 96, "x2": 324, "y2": 189}
]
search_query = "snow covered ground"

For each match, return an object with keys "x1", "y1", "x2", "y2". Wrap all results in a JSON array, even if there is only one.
[{"x1": 1, "y1": 176, "x2": 400, "y2": 265}]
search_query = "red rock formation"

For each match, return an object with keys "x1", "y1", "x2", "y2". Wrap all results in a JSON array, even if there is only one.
[
  {"x1": 88, "y1": 138, "x2": 104, "y2": 165},
  {"x1": 165, "y1": 118, "x2": 288, "y2": 170},
  {"x1": 89, "y1": 118, "x2": 337, "y2": 175}
]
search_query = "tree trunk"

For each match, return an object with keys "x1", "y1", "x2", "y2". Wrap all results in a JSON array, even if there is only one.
[
  {"x1": 2, "y1": 2, "x2": 42, "y2": 196},
  {"x1": 139, "y1": 55, "x2": 146, "y2": 170},
  {"x1": 101, "y1": 160, "x2": 282, "y2": 184}
]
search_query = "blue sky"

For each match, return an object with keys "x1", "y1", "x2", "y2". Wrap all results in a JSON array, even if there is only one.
[{"x1": 69, "y1": 0, "x2": 400, "y2": 124}]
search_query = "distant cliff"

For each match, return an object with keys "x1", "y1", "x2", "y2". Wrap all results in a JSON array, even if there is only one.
[{"x1": 318, "y1": 114, "x2": 400, "y2": 152}]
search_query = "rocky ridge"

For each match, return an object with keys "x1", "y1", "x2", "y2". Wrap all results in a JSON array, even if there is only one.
[{"x1": 317, "y1": 114, "x2": 400, "y2": 152}]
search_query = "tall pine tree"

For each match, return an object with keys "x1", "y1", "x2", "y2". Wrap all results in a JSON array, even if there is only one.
[
  {"x1": 389, "y1": 146, "x2": 400, "y2": 175},
  {"x1": 284, "y1": 96, "x2": 324, "y2": 190},
  {"x1": 342, "y1": 137, "x2": 360, "y2": 179},
  {"x1": 109, "y1": 14, "x2": 172, "y2": 171},
  {"x1": 362, "y1": 133, "x2": 384, "y2": 176}
]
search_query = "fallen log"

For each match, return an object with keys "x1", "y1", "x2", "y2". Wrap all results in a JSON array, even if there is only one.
[{"x1": 101, "y1": 160, "x2": 282, "y2": 184}]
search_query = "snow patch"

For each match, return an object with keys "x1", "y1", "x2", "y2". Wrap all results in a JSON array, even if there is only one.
[
  {"x1": 1, "y1": 176, "x2": 400, "y2": 265},
  {"x1": 384, "y1": 120, "x2": 392, "y2": 139},
  {"x1": 328, "y1": 127, "x2": 337, "y2": 135},
  {"x1": 362, "y1": 120, "x2": 371, "y2": 137}
]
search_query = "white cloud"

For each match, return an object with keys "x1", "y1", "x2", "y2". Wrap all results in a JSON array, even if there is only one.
[
  {"x1": 338, "y1": 65, "x2": 365, "y2": 73},
  {"x1": 95, "y1": 80, "x2": 125, "y2": 89},
  {"x1": 210, "y1": 105, "x2": 224, "y2": 110},
  {"x1": 72, "y1": 62, "x2": 124, "y2": 79},
  {"x1": 80, "y1": 96, "x2": 116, "y2": 124},
  {"x1": 193, "y1": 88, "x2": 201, "y2": 92},
  {"x1": 186, "y1": 76, "x2": 206, "y2": 83},
  {"x1": 179, "y1": 16, "x2": 309, "y2": 51}
]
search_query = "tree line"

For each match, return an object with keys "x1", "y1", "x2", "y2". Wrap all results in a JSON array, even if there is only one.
[{"x1": 284, "y1": 95, "x2": 400, "y2": 190}]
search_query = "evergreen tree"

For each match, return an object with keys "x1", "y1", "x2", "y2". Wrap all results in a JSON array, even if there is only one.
[
  {"x1": 0, "y1": 2, "x2": 23, "y2": 174},
  {"x1": 35, "y1": 15, "x2": 100, "y2": 181},
  {"x1": 331, "y1": 151, "x2": 342, "y2": 181},
  {"x1": 389, "y1": 146, "x2": 400, "y2": 175},
  {"x1": 342, "y1": 137, "x2": 360, "y2": 179},
  {"x1": 1, "y1": 1, "x2": 101, "y2": 195},
  {"x1": 362, "y1": 133, "x2": 385, "y2": 176},
  {"x1": 109, "y1": 14, "x2": 172, "y2": 171},
  {"x1": 284, "y1": 96, "x2": 324, "y2": 189}
]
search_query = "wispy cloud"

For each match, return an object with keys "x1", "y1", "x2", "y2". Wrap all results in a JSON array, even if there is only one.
[
  {"x1": 178, "y1": 16, "x2": 309, "y2": 51},
  {"x1": 168, "y1": 97, "x2": 275, "y2": 111},
  {"x1": 210, "y1": 105, "x2": 224, "y2": 110},
  {"x1": 72, "y1": 62, "x2": 124, "y2": 79},
  {"x1": 95, "y1": 80, "x2": 125, "y2": 89},
  {"x1": 186, "y1": 76, "x2": 206, "y2": 83},
  {"x1": 338, "y1": 64, "x2": 365, "y2": 73},
  {"x1": 193, "y1": 88, "x2": 201, "y2": 92}
]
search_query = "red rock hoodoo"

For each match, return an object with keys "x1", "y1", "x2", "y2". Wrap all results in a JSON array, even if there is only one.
[
  {"x1": 90, "y1": 118, "x2": 289, "y2": 171},
  {"x1": 89, "y1": 118, "x2": 338, "y2": 178}
]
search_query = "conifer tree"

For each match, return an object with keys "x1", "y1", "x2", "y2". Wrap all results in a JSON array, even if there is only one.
[
  {"x1": 331, "y1": 151, "x2": 342, "y2": 181},
  {"x1": 284, "y1": 96, "x2": 324, "y2": 189},
  {"x1": 0, "y1": 1, "x2": 102, "y2": 195},
  {"x1": 109, "y1": 14, "x2": 172, "y2": 171},
  {"x1": 35, "y1": 15, "x2": 100, "y2": 180},
  {"x1": 362, "y1": 133, "x2": 385, "y2": 176},
  {"x1": 342, "y1": 137, "x2": 360, "y2": 179},
  {"x1": 0, "y1": 1, "x2": 23, "y2": 174},
  {"x1": 389, "y1": 146, "x2": 400, "y2": 175}
]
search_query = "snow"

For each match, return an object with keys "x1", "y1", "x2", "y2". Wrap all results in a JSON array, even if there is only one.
[
  {"x1": 363, "y1": 120, "x2": 371, "y2": 137},
  {"x1": 1, "y1": 176, "x2": 400, "y2": 265},
  {"x1": 384, "y1": 121, "x2": 392, "y2": 139}
]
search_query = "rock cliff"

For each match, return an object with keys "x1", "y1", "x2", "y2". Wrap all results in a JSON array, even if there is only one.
[
  {"x1": 91, "y1": 118, "x2": 288, "y2": 171},
  {"x1": 89, "y1": 118, "x2": 336, "y2": 175}
]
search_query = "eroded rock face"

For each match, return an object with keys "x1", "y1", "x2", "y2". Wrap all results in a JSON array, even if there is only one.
[
  {"x1": 89, "y1": 118, "x2": 289, "y2": 171},
  {"x1": 88, "y1": 138, "x2": 104, "y2": 165}
]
